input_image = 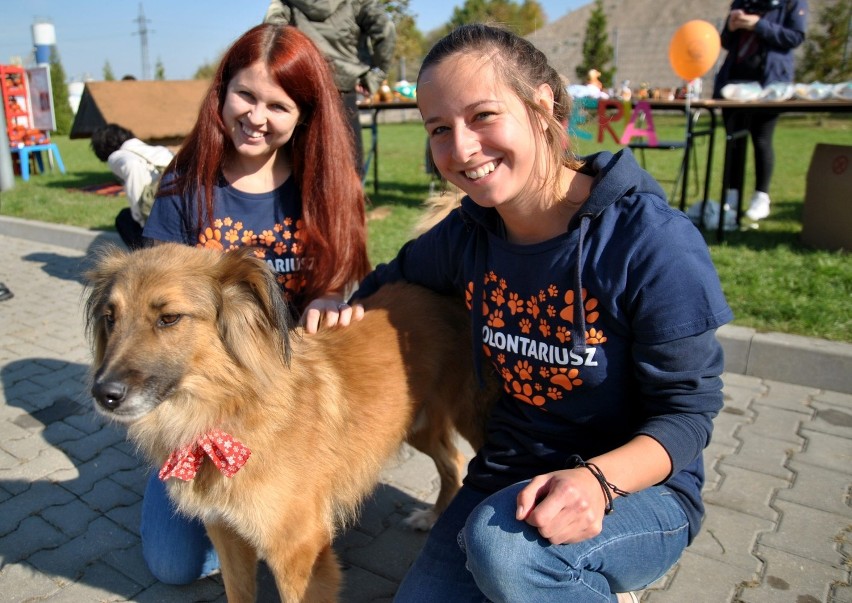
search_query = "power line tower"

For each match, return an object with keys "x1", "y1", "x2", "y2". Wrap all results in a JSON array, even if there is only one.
[{"x1": 133, "y1": 3, "x2": 152, "y2": 80}]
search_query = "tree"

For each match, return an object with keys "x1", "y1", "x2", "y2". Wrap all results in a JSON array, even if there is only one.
[
  {"x1": 154, "y1": 58, "x2": 166, "y2": 81},
  {"x1": 392, "y1": 13, "x2": 426, "y2": 81},
  {"x1": 381, "y1": 0, "x2": 427, "y2": 82},
  {"x1": 103, "y1": 61, "x2": 115, "y2": 81},
  {"x1": 518, "y1": 0, "x2": 547, "y2": 33},
  {"x1": 48, "y1": 48, "x2": 73, "y2": 135},
  {"x1": 796, "y1": 0, "x2": 851, "y2": 82},
  {"x1": 574, "y1": 0, "x2": 614, "y2": 88},
  {"x1": 194, "y1": 61, "x2": 217, "y2": 80},
  {"x1": 448, "y1": 0, "x2": 547, "y2": 35}
]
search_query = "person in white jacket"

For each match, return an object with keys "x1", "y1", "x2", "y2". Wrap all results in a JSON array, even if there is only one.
[{"x1": 91, "y1": 124, "x2": 174, "y2": 248}]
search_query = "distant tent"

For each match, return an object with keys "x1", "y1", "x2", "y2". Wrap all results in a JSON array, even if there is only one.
[{"x1": 70, "y1": 80, "x2": 210, "y2": 145}]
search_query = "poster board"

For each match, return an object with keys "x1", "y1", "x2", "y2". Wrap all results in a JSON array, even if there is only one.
[{"x1": 26, "y1": 66, "x2": 56, "y2": 131}]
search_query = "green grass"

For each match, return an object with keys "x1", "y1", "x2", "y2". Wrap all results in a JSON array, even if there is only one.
[{"x1": 2, "y1": 116, "x2": 850, "y2": 343}]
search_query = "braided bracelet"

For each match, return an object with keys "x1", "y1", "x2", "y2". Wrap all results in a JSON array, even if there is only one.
[{"x1": 567, "y1": 454, "x2": 630, "y2": 515}]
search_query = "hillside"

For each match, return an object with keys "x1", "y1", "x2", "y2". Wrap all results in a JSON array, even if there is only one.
[{"x1": 529, "y1": 0, "x2": 824, "y2": 93}]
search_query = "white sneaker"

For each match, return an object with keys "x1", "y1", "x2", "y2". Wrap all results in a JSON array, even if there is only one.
[{"x1": 746, "y1": 192, "x2": 771, "y2": 221}]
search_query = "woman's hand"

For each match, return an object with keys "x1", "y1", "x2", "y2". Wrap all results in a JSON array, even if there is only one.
[
  {"x1": 728, "y1": 9, "x2": 760, "y2": 31},
  {"x1": 515, "y1": 468, "x2": 608, "y2": 545},
  {"x1": 300, "y1": 293, "x2": 365, "y2": 334}
]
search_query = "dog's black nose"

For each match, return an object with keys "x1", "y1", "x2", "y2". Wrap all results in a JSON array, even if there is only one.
[{"x1": 92, "y1": 380, "x2": 128, "y2": 411}]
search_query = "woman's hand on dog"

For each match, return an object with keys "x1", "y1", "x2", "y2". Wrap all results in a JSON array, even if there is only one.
[{"x1": 301, "y1": 293, "x2": 365, "y2": 334}]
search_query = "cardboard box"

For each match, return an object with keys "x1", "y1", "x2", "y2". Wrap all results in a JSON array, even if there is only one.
[{"x1": 800, "y1": 144, "x2": 852, "y2": 251}]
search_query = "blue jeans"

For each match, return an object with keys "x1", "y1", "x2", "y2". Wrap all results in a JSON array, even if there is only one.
[
  {"x1": 394, "y1": 482, "x2": 689, "y2": 602},
  {"x1": 140, "y1": 472, "x2": 220, "y2": 584}
]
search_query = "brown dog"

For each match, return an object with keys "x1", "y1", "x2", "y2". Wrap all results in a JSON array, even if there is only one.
[{"x1": 84, "y1": 243, "x2": 494, "y2": 602}]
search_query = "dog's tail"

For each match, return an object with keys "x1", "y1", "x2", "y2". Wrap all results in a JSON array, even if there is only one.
[{"x1": 412, "y1": 185, "x2": 464, "y2": 237}]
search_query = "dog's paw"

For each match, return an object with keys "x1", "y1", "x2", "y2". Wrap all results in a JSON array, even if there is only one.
[{"x1": 403, "y1": 507, "x2": 438, "y2": 531}]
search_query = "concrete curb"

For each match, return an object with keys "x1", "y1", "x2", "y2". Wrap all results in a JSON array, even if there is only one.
[{"x1": 3, "y1": 215, "x2": 851, "y2": 394}]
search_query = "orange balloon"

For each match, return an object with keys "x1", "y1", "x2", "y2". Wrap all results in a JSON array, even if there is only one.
[{"x1": 669, "y1": 20, "x2": 721, "y2": 80}]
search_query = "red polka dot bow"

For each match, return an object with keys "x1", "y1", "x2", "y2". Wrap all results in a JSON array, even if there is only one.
[{"x1": 158, "y1": 429, "x2": 251, "y2": 481}]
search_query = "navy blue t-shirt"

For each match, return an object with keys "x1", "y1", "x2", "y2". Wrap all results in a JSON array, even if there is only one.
[{"x1": 143, "y1": 176, "x2": 309, "y2": 306}]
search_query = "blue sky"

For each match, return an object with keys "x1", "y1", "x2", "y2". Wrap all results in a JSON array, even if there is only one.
[{"x1": 1, "y1": 1, "x2": 586, "y2": 82}]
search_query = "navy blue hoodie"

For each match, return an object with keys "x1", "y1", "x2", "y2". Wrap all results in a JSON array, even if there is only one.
[{"x1": 356, "y1": 149, "x2": 733, "y2": 543}]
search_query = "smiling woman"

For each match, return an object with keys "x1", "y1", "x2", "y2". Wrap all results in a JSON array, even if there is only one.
[
  {"x1": 347, "y1": 23, "x2": 734, "y2": 603},
  {"x1": 135, "y1": 22, "x2": 371, "y2": 588}
]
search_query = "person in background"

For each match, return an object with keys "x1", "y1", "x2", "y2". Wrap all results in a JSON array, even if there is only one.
[
  {"x1": 90, "y1": 124, "x2": 174, "y2": 249},
  {"x1": 263, "y1": 0, "x2": 396, "y2": 173},
  {"x1": 713, "y1": 0, "x2": 808, "y2": 221},
  {"x1": 322, "y1": 23, "x2": 733, "y2": 602},
  {"x1": 140, "y1": 23, "x2": 370, "y2": 584}
]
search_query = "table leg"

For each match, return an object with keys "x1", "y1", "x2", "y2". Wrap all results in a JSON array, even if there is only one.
[{"x1": 19, "y1": 149, "x2": 30, "y2": 181}]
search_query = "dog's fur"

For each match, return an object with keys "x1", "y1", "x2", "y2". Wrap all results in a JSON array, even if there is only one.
[{"x1": 85, "y1": 243, "x2": 494, "y2": 602}]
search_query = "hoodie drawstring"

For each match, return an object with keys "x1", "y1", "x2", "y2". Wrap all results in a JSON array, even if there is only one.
[{"x1": 571, "y1": 214, "x2": 591, "y2": 354}]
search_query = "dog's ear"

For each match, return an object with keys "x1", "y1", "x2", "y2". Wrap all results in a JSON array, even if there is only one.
[
  {"x1": 215, "y1": 248, "x2": 293, "y2": 368},
  {"x1": 83, "y1": 245, "x2": 129, "y2": 363}
]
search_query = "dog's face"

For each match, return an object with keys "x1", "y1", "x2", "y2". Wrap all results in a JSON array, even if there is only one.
[{"x1": 84, "y1": 244, "x2": 292, "y2": 425}]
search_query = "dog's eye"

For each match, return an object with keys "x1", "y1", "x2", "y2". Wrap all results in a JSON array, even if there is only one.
[
  {"x1": 159, "y1": 314, "x2": 182, "y2": 327},
  {"x1": 103, "y1": 313, "x2": 115, "y2": 328}
]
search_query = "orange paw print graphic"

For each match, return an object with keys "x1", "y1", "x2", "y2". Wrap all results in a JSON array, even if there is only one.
[
  {"x1": 549, "y1": 368, "x2": 583, "y2": 391},
  {"x1": 488, "y1": 309, "x2": 505, "y2": 328},
  {"x1": 587, "y1": 328, "x2": 607, "y2": 344},
  {"x1": 465, "y1": 281, "x2": 474, "y2": 310},
  {"x1": 526, "y1": 296, "x2": 540, "y2": 319},
  {"x1": 555, "y1": 325, "x2": 571, "y2": 343},
  {"x1": 560, "y1": 288, "x2": 600, "y2": 323},
  {"x1": 259, "y1": 230, "x2": 276, "y2": 246},
  {"x1": 490, "y1": 287, "x2": 506, "y2": 306},
  {"x1": 507, "y1": 292, "x2": 523, "y2": 315},
  {"x1": 225, "y1": 229, "x2": 239, "y2": 244},
  {"x1": 519, "y1": 318, "x2": 532, "y2": 334},
  {"x1": 538, "y1": 319, "x2": 551, "y2": 338},
  {"x1": 510, "y1": 380, "x2": 546, "y2": 407},
  {"x1": 513, "y1": 360, "x2": 534, "y2": 380},
  {"x1": 197, "y1": 227, "x2": 223, "y2": 250}
]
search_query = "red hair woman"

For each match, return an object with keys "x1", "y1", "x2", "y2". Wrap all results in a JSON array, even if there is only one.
[
  {"x1": 145, "y1": 23, "x2": 369, "y2": 320},
  {"x1": 140, "y1": 23, "x2": 370, "y2": 584}
]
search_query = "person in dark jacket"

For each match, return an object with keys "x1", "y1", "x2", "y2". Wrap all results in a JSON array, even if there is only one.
[
  {"x1": 713, "y1": 0, "x2": 808, "y2": 221},
  {"x1": 264, "y1": 0, "x2": 396, "y2": 173},
  {"x1": 317, "y1": 24, "x2": 733, "y2": 602}
]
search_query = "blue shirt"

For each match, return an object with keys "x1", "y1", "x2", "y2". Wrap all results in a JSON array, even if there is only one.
[{"x1": 143, "y1": 175, "x2": 309, "y2": 307}]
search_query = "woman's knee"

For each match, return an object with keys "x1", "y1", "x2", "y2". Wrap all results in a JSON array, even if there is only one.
[
  {"x1": 140, "y1": 473, "x2": 215, "y2": 584},
  {"x1": 142, "y1": 545, "x2": 204, "y2": 585},
  {"x1": 461, "y1": 483, "x2": 536, "y2": 578}
]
